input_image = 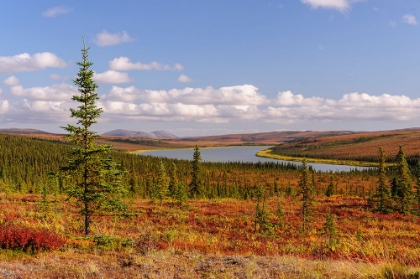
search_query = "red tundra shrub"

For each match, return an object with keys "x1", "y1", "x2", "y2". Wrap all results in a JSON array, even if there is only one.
[{"x1": 0, "y1": 224, "x2": 65, "y2": 253}]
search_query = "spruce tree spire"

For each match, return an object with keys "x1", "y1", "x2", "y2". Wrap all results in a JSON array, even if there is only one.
[
  {"x1": 61, "y1": 38, "x2": 126, "y2": 235},
  {"x1": 189, "y1": 145, "x2": 204, "y2": 198},
  {"x1": 395, "y1": 145, "x2": 413, "y2": 214}
]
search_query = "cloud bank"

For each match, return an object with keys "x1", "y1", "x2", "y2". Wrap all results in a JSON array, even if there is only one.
[{"x1": 1, "y1": 83, "x2": 418, "y2": 129}]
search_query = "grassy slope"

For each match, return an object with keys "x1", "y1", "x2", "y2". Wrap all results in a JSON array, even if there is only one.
[
  {"x1": 267, "y1": 129, "x2": 420, "y2": 163},
  {"x1": 256, "y1": 149, "x2": 380, "y2": 167}
]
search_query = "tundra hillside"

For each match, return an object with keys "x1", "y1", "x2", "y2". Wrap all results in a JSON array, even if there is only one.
[{"x1": 1, "y1": 133, "x2": 420, "y2": 278}]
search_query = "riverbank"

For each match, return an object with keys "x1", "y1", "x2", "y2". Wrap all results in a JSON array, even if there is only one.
[
  {"x1": 131, "y1": 145, "x2": 273, "y2": 155},
  {"x1": 256, "y1": 149, "x2": 380, "y2": 168}
]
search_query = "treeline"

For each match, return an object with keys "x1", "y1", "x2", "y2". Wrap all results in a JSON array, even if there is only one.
[
  {"x1": 0, "y1": 134, "x2": 381, "y2": 200},
  {"x1": 272, "y1": 145, "x2": 420, "y2": 169},
  {"x1": 369, "y1": 146, "x2": 420, "y2": 215}
]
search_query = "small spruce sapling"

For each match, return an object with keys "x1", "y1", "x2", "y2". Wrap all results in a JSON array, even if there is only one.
[
  {"x1": 276, "y1": 196, "x2": 284, "y2": 228},
  {"x1": 324, "y1": 211, "x2": 338, "y2": 251},
  {"x1": 326, "y1": 174, "x2": 334, "y2": 197}
]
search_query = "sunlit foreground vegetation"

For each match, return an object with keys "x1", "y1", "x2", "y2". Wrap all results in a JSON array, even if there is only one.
[
  {"x1": 1, "y1": 134, "x2": 420, "y2": 278},
  {"x1": 1, "y1": 193, "x2": 420, "y2": 278}
]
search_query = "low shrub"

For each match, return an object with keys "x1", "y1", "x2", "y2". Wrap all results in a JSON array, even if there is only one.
[
  {"x1": 0, "y1": 223, "x2": 65, "y2": 253},
  {"x1": 93, "y1": 235, "x2": 134, "y2": 250}
]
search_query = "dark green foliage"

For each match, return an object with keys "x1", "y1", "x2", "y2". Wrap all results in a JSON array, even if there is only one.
[
  {"x1": 189, "y1": 145, "x2": 204, "y2": 198},
  {"x1": 129, "y1": 175, "x2": 136, "y2": 198},
  {"x1": 415, "y1": 161, "x2": 420, "y2": 216},
  {"x1": 175, "y1": 182, "x2": 188, "y2": 206},
  {"x1": 0, "y1": 135, "x2": 69, "y2": 193},
  {"x1": 325, "y1": 174, "x2": 334, "y2": 197},
  {"x1": 0, "y1": 132, "x2": 388, "y2": 202},
  {"x1": 254, "y1": 186, "x2": 274, "y2": 234},
  {"x1": 391, "y1": 177, "x2": 398, "y2": 198},
  {"x1": 324, "y1": 211, "x2": 338, "y2": 251},
  {"x1": 276, "y1": 197, "x2": 284, "y2": 228},
  {"x1": 155, "y1": 160, "x2": 169, "y2": 205},
  {"x1": 300, "y1": 159, "x2": 313, "y2": 234},
  {"x1": 169, "y1": 162, "x2": 178, "y2": 198},
  {"x1": 370, "y1": 147, "x2": 392, "y2": 213},
  {"x1": 394, "y1": 146, "x2": 413, "y2": 214},
  {"x1": 60, "y1": 39, "x2": 126, "y2": 235},
  {"x1": 93, "y1": 235, "x2": 134, "y2": 250}
]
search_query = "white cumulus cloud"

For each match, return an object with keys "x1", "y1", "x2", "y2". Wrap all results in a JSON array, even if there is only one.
[
  {"x1": 301, "y1": 0, "x2": 357, "y2": 11},
  {"x1": 104, "y1": 84, "x2": 267, "y2": 106},
  {"x1": 43, "y1": 6, "x2": 73, "y2": 17},
  {"x1": 173, "y1": 63, "x2": 184, "y2": 71},
  {"x1": 0, "y1": 52, "x2": 67, "y2": 74},
  {"x1": 109, "y1": 57, "x2": 183, "y2": 71},
  {"x1": 402, "y1": 14, "x2": 418, "y2": 25},
  {"x1": 3, "y1": 76, "x2": 20, "y2": 86},
  {"x1": 10, "y1": 84, "x2": 78, "y2": 101},
  {"x1": 0, "y1": 100, "x2": 9, "y2": 113},
  {"x1": 100, "y1": 86, "x2": 420, "y2": 124},
  {"x1": 93, "y1": 70, "x2": 132, "y2": 84},
  {"x1": 94, "y1": 30, "x2": 136, "y2": 47},
  {"x1": 178, "y1": 74, "x2": 192, "y2": 83},
  {"x1": 50, "y1": 74, "x2": 69, "y2": 80},
  {"x1": 267, "y1": 91, "x2": 420, "y2": 123},
  {"x1": 1, "y1": 82, "x2": 420, "y2": 129}
]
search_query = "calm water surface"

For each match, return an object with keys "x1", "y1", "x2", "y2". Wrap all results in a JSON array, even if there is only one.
[{"x1": 138, "y1": 146, "x2": 370, "y2": 172}]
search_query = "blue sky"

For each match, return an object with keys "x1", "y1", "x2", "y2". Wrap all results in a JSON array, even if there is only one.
[{"x1": 0, "y1": 0, "x2": 419, "y2": 136}]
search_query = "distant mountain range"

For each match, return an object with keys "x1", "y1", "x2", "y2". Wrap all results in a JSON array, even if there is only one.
[
  {"x1": 0, "y1": 128, "x2": 51, "y2": 134},
  {"x1": 102, "y1": 129, "x2": 179, "y2": 139}
]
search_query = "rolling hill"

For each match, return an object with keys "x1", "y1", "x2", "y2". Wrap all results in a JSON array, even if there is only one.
[{"x1": 102, "y1": 129, "x2": 179, "y2": 139}]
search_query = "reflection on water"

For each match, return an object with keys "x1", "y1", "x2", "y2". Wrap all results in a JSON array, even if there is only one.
[{"x1": 138, "y1": 146, "x2": 371, "y2": 172}]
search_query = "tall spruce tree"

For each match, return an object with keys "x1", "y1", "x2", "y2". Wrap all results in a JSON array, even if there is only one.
[
  {"x1": 395, "y1": 146, "x2": 413, "y2": 214},
  {"x1": 299, "y1": 159, "x2": 313, "y2": 234},
  {"x1": 415, "y1": 160, "x2": 420, "y2": 216},
  {"x1": 169, "y1": 162, "x2": 178, "y2": 198},
  {"x1": 372, "y1": 147, "x2": 390, "y2": 213},
  {"x1": 61, "y1": 39, "x2": 126, "y2": 235},
  {"x1": 156, "y1": 160, "x2": 169, "y2": 206},
  {"x1": 325, "y1": 173, "x2": 334, "y2": 197},
  {"x1": 189, "y1": 145, "x2": 204, "y2": 198}
]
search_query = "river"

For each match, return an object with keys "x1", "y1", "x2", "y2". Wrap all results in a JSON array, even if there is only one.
[{"x1": 138, "y1": 146, "x2": 371, "y2": 172}]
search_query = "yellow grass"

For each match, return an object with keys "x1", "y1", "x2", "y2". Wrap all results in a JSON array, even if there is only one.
[{"x1": 256, "y1": 149, "x2": 381, "y2": 167}]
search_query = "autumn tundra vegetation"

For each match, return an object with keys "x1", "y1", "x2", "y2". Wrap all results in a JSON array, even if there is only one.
[{"x1": 1, "y1": 44, "x2": 420, "y2": 278}]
